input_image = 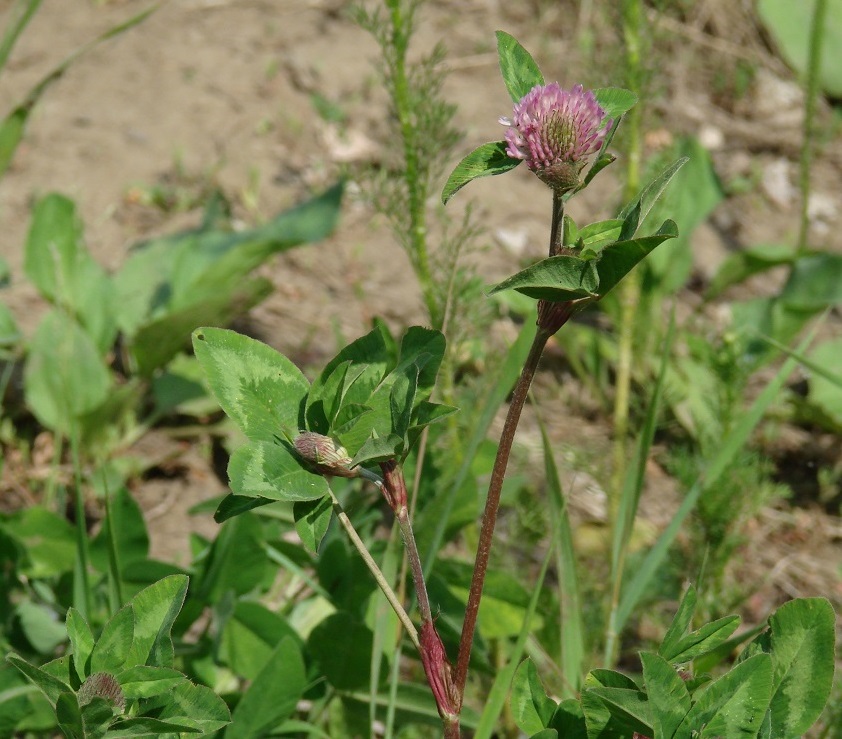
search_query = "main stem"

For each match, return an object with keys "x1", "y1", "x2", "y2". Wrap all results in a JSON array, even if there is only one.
[
  {"x1": 453, "y1": 326, "x2": 552, "y2": 700},
  {"x1": 453, "y1": 190, "x2": 567, "y2": 708}
]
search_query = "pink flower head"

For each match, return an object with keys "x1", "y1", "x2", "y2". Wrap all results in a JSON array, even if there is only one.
[{"x1": 500, "y1": 82, "x2": 611, "y2": 192}]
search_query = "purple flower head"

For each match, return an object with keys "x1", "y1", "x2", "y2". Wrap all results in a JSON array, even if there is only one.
[{"x1": 500, "y1": 82, "x2": 611, "y2": 192}]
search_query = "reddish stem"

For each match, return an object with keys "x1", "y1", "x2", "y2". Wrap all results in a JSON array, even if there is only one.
[{"x1": 452, "y1": 324, "x2": 552, "y2": 703}]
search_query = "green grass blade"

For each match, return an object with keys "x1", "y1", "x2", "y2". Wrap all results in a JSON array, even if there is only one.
[
  {"x1": 616, "y1": 324, "x2": 820, "y2": 632},
  {"x1": 473, "y1": 547, "x2": 552, "y2": 739},
  {"x1": 538, "y1": 416, "x2": 585, "y2": 697},
  {"x1": 603, "y1": 315, "x2": 673, "y2": 665},
  {"x1": 0, "y1": 3, "x2": 158, "y2": 178},
  {"x1": 102, "y1": 474, "x2": 124, "y2": 613},
  {"x1": 0, "y1": 0, "x2": 43, "y2": 72}
]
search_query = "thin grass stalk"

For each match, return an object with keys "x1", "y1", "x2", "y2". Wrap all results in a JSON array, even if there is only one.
[
  {"x1": 603, "y1": 314, "x2": 673, "y2": 665},
  {"x1": 615, "y1": 323, "x2": 820, "y2": 632},
  {"x1": 538, "y1": 416, "x2": 585, "y2": 698},
  {"x1": 0, "y1": 0, "x2": 42, "y2": 72},
  {"x1": 796, "y1": 0, "x2": 828, "y2": 255},
  {"x1": 102, "y1": 476, "x2": 124, "y2": 613},
  {"x1": 327, "y1": 487, "x2": 421, "y2": 651},
  {"x1": 69, "y1": 426, "x2": 92, "y2": 620},
  {"x1": 610, "y1": 0, "x2": 644, "y2": 535},
  {"x1": 472, "y1": 548, "x2": 552, "y2": 739}
]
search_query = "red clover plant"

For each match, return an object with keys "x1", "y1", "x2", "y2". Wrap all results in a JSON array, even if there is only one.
[{"x1": 185, "y1": 30, "x2": 834, "y2": 739}]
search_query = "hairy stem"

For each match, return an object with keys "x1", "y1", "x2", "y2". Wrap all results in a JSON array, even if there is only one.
[
  {"x1": 453, "y1": 325, "x2": 552, "y2": 702},
  {"x1": 327, "y1": 487, "x2": 420, "y2": 651}
]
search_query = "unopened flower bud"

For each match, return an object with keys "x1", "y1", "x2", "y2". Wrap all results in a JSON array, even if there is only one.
[
  {"x1": 293, "y1": 431, "x2": 357, "y2": 478},
  {"x1": 78, "y1": 672, "x2": 126, "y2": 713}
]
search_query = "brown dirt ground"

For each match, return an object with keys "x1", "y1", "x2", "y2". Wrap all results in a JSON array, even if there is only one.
[{"x1": 1, "y1": 0, "x2": 840, "y2": 709}]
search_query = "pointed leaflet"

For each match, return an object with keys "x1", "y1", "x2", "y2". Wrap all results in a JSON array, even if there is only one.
[
  {"x1": 306, "y1": 325, "x2": 392, "y2": 433},
  {"x1": 192, "y1": 327, "x2": 309, "y2": 443},
  {"x1": 659, "y1": 614, "x2": 740, "y2": 664},
  {"x1": 496, "y1": 30, "x2": 544, "y2": 102},
  {"x1": 226, "y1": 637, "x2": 306, "y2": 739},
  {"x1": 618, "y1": 157, "x2": 688, "y2": 235},
  {"x1": 489, "y1": 255, "x2": 599, "y2": 302},
  {"x1": 676, "y1": 653, "x2": 772, "y2": 737},
  {"x1": 6, "y1": 654, "x2": 72, "y2": 706},
  {"x1": 90, "y1": 604, "x2": 134, "y2": 673},
  {"x1": 766, "y1": 597, "x2": 835, "y2": 738},
  {"x1": 593, "y1": 220, "x2": 679, "y2": 298},
  {"x1": 659, "y1": 585, "x2": 697, "y2": 659},
  {"x1": 294, "y1": 496, "x2": 333, "y2": 554},
  {"x1": 66, "y1": 608, "x2": 95, "y2": 683},
  {"x1": 123, "y1": 575, "x2": 188, "y2": 668},
  {"x1": 510, "y1": 659, "x2": 558, "y2": 735},
  {"x1": 640, "y1": 652, "x2": 690, "y2": 739},
  {"x1": 441, "y1": 141, "x2": 520, "y2": 204},
  {"x1": 592, "y1": 88, "x2": 638, "y2": 121}
]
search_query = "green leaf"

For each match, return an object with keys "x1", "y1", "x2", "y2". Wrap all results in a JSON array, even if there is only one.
[
  {"x1": 806, "y1": 338, "x2": 842, "y2": 428},
  {"x1": 197, "y1": 514, "x2": 266, "y2": 602},
  {"x1": 228, "y1": 440, "x2": 329, "y2": 501},
  {"x1": 66, "y1": 608, "x2": 95, "y2": 682},
  {"x1": 14, "y1": 602, "x2": 67, "y2": 654},
  {"x1": 294, "y1": 496, "x2": 333, "y2": 553},
  {"x1": 130, "y1": 278, "x2": 272, "y2": 376},
  {"x1": 55, "y1": 691, "x2": 84, "y2": 739},
  {"x1": 192, "y1": 327, "x2": 310, "y2": 442},
  {"x1": 679, "y1": 654, "x2": 773, "y2": 737},
  {"x1": 213, "y1": 493, "x2": 276, "y2": 523},
  {"x1": 510, "y1": 660, "x2": 558, "y2": 734},
  {"x1": 349, "y1": 432, "x2": 404, "y2": 466},
  {"x1": 1, "y1": 505, "x2": 75, "y2": 578},
  {"x1": 441, "y1": 141, "x2": 520, "y2": 204},
  {"x1": 116, "y1": 666, "x2": 185, "y2": 699},
  {"x1": 659, "y1": 585, "x2": 697, "y2": 659},
  {"x1": 6, "y1": 653, "x2": 72, "y2": 706},
  {"x1": 660, "y1": 615, "x2": 740, "y2": 664},
  {"x1": 706, "y1": 243, "x2": 794, "y2": 301},
  {"x1": 23, "y1": 194, "x2": 117, "y2": 353},
  {"x1": 144, "y1": 680, "x2": 230, "y2": 733},
  {"x1": 105, "y1": 715, "x2": 204, "y2": 736},
  {"x1": 23, "y1": 310, "x2": 112, "y2": 435},
  {"x1": 640, "y1": 652, "x2": 690, "y2": 739},
  {"x1": 489, "y1": 255, "x2": 599, "y2": 302},
  {"x1": 219, "y1": 601, "x2": 302, "y2": 681},
  {"x1": 90, "y1": 605, "x2": 134, "y2": 673},
  {"x1": 780, "y1": 252, "x2": 842, "y2": 310},
  {"x1": 578, "y1": 219, "x2": 624, "y2": 249},
  {"x1": 307, "y1": 613, "x2": 380, "y2": 690},
  {"x1": 592, "y1": 88, "x2": 638, "y2": 120},
  {"x1": 618, "y1": 157, "x2": 689, "y2": 235},
  {"x1": 584, "y1": 686, "x2": 652, "y2": 737},
  {"x1": 758, "y1": 0, "x2": 842, "y2": 97},
  {"x1": 123, "y1": 575, "x2": 188, "y2": 669},
  {"x1": 766, "y1": 597, "x2": 836, "y2": 738},
  {"x1": 307, "y1": 326, "x2": 391, "y2": 434},
  {"x1": 0, "y1": 3, "x2": 156, "y2": 179},
  {"x1": 549, "y1": 699, "x2": 587, "y2": 738},
  {"x1": 226, "y1": 637, "x2": 306, "y2": 739},
  {"x1": 593, "y1": 220, "x2": 679, "y2": 297},
  {"x1": 496, "y1": 30, "x2": 544, "y2": 102},
  {"x1": 641, "y1": 137, "x2": 724, "y2": 294}
]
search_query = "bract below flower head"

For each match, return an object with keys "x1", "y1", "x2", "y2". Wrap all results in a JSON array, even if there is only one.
[{"x1": 500, "y1": 82, "x2": 611, "y2": 192}]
